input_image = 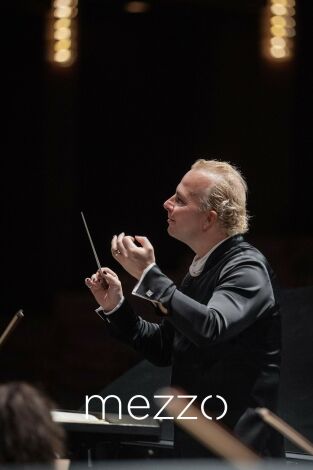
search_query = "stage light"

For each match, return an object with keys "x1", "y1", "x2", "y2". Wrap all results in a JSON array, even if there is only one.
[
  {"x1": 264, "y1": 0, "x2": 296, "y2": 61},
  {"x1": 271, "y1": 4, "x2": 287, "y2": 15},
  {"x1": 270, "y1": 25, "x2": 286, "y2": 37},
  {"x1": 271, "y1": 16, "x2": 286, "y2": 26},
  {"x1": 70, "y1": 8, "x2": 78, "y2": 18},
  {"x1": 55, "y1": 18, "x2": 71, "y2": 28},
  {"x1": 270, "y1": 0, "x2": 288, "y2": 5},
  {"x1": 54, "y1": 39, "x2": 71, "y2": 51},
  {"x1": 285, "y1": 28, "x2": 296, "y2": 38},
  {"x1": 270, "y1": 47, "x2": 287, "y2": 58},
  {"x1": 47, "y1": 0, "x2": 78, "y2": 67},
  {"x1": 54, "y1": 0, "x2": 73, "y2": 6},
  {"x1": 54, "y1": 49, "x2": 71, "y2": 63},
  {"x1": 54, "y1": 27, "x2": 71, "y2": 40},
  {"x1": 54, "y1": 6, "x2": 72, "y2": 18},
  {"x1": 124, "y1": 2, "x2": 150, "y2": 13},
  {"x1": 53, "y1": 0, "x2": 78, "y2": 6},
  {"x1": 270, "y1": 37, "x2": 286, "y2": 47},
  {"x1": 285, "y1": 17, "x2": 296, "y2": 27}
]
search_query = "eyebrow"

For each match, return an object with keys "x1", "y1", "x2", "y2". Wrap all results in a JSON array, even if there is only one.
[
  {"x1": 175, "y1": 188, "x2": 187, "y2": 201},
  {"x1": 176, "y1": 184, "x2": 200, "y2": 202}
]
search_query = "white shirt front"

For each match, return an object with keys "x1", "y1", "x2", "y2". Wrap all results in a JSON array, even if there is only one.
[{"x1": 189, "y1": 236, "x2": 231, "y2": 277}]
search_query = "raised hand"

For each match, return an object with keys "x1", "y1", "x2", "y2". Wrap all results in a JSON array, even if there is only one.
[{"x1": 111, "y1": 233, "x2": 155, "y2": 280}]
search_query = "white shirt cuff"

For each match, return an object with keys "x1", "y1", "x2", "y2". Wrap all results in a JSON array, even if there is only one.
[
  {"x1": 132, "y1": 263, "x2": 156, "y2": 297},
  {"x1": 95, "y1": 297, "x2": 125, "y2": 316}
]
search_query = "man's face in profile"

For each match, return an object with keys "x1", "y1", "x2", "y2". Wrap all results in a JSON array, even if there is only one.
[{"x1": 163, "y1": 170, "x2": 212, "y2": 247}]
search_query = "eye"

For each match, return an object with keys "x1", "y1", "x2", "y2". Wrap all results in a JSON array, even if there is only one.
[{"x1": 175, "y1": 195, "x2": 184, "y2": 205}]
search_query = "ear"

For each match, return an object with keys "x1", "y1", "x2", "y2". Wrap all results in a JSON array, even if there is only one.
[{"x1": 203, "y1": 210, "x2": 218, "y2": 230}]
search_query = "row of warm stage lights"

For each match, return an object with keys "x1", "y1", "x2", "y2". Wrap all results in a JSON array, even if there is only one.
[
  {"x1": 51, "y1": 0, "x2": 296, "y2": 65},
  {"x1": 269, "y1": 0, "x2": 296, "y2": 59},
  {"x1": 53, "y1": 0, "x2": 78, "y2": 65}
]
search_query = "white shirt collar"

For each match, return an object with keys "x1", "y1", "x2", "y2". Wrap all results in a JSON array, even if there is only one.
[{"x1": 189, "y1": 236, "x2": 231, "y2": 277}]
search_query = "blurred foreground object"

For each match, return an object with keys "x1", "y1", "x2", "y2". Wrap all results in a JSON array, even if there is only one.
[
  {"x1": 157, "y1": 387, "x2": 260, "y2": 469},
  {"x1": 0, "y1": 382, "x2": 66, "y2": 464},
  {"x1": 257, "y1": 408, "x2": 313, "y2": 456},
  {"x1": 0, "y1": 309, "x2": 24, "y2": 349}
]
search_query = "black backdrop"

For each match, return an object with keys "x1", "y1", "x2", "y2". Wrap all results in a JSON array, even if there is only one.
[{"x1": 1, "y1": 0, "x2": 313, "y2": 452}]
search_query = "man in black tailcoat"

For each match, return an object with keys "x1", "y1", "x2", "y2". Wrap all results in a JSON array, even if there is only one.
[{"x1": 85, "y1": 159, "x2": 283, "y2": 458}]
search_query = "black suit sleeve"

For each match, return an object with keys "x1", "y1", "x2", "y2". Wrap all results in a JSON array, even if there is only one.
[
  {"x1": 106, "y1": 298, "x2": 174, "y2": 366},
  {"x1": 134, "y1": 260, "x2": 276, "y2": 348}
]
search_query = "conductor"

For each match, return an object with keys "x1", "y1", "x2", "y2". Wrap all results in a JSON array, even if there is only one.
[{"x1": 85, "y1": 159, "x2": 283, "y2": 458}]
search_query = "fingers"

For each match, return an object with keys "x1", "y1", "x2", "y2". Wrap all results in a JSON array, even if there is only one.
[
  {"x1": 111, "y1": 234, "x2": 118, "y2": 253},
  {"x1": 85, "y1": 267, "x2": 121, "y2": 289},
  {"x1": 85, "y1": 277, "x2": 93, "y2": 288},
  {"x1": 111, "y1": 233, "x2": 153, "y2": 268},
  {"x1": 111, "y1": 233, "x2": 135, "y2": 258},
  {"x1": 102, "y1": 271, "x2": 121, "y2": 288},
  {"x1": 116, "y1": 232, "x2": 128, "y2": 256},
  {"x1": 85, "y1": 276, "x2": 100, "y2": 289},
  {"x1": 99, "y1": 267, "x2": 118, "y2": 277},
  {"x1": 85, "y1": 271, "x2": 106, "y2": 289},
  {"x1": 123, "y1": 236, "x2": 137, "y2": 250},
  {"x1": 134, "y1": 236, "x2": 154, "y2": 251},
  {"x1": 111, "y1": 233, "x2": 126, "y2": 258}
]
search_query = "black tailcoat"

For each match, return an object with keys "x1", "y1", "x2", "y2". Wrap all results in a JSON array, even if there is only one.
[{"x1": 105, "y1": 235, "x2": 283, "y2": 457}]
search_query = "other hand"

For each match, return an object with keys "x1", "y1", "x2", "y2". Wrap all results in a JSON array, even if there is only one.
[
  {"x1": 85, "y1": 267, "x2": 123, "y2": 311},
  {"x1": 111, "y1": 233, "x2": 155, "y2": 280}
]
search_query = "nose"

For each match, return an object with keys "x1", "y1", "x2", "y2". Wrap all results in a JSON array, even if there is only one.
[{"x1": 163, "y1": 195, "x2": 174, "y2": 212}]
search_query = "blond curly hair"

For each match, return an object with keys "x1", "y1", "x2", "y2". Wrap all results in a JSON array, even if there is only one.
[{"x1": 191, "y1": 159, "x2": 249, "y2": 236}]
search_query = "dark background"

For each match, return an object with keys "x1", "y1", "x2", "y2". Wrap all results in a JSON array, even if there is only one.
[{"x1": 1, "y1": 0, "x2": 312, "y2": 443}]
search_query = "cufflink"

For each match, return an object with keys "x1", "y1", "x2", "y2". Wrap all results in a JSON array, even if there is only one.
[{"x1": 145, "y1": 289, "x2": 154, "y2": 297}]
